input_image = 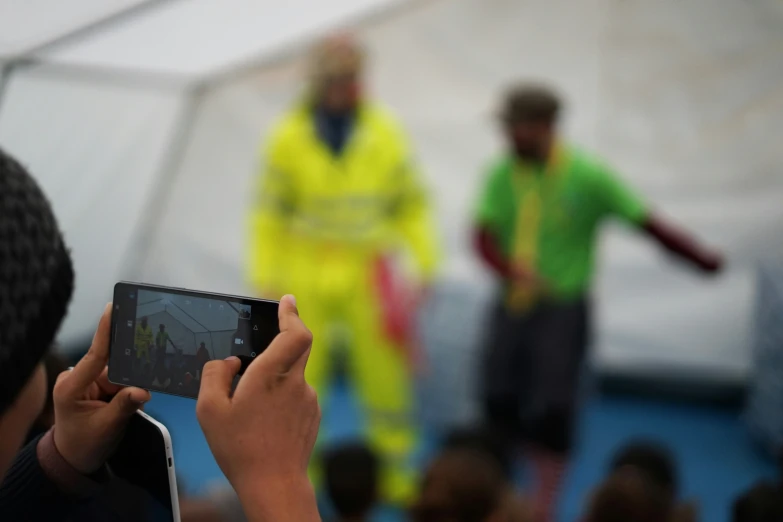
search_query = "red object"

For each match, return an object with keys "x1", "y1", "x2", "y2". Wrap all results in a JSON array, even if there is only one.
[{"x1": 374, "y1": 255, "x2": 426, "y2": 373}]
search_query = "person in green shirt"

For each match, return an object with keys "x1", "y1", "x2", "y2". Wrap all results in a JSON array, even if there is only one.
[{"x1": 474, "y1": 84, "x2": 724, "y2": 522}]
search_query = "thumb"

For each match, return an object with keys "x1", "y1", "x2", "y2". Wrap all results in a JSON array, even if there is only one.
[
  {"x1": 105, "y1": 387, "x2": 150, "y2": 422},
  {"x1": 198, "y1": 357, "x2": 242, "y2": 410}
]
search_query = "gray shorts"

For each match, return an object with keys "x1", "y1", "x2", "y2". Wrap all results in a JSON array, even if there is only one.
[{"x1": 481, "y1": 296, "x2": 589, "y2": 453}]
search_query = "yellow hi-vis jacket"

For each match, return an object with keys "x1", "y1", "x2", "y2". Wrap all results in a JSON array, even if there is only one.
[{"x1": 248, "y1": 103, "x2": 439, "y2": 295}]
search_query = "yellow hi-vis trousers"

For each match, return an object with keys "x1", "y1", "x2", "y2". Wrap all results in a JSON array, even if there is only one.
[{"x1": 291, "y1": 256, "x2": 417, "y2": 506}]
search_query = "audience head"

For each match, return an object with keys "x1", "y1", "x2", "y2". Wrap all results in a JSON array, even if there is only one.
[
  {"x1": 584, "y1": 468, "x2": 674, "y2": 522},
  {"x1": 412, "y1": 448, "x2": 508, "y2": 522},
  {"x1": 732, "y1": 480, "x2": 783, "y2": 522},
  {"x1": 323, "y1": 441, "x2": 379, "y2": 521},
  {"x1": 444, "y1": 426, "x2": 514, "y2": 480},
  {"x1": 609, "y1": 440, "x2": 679, "y2": 500},
  {"x1": 0, "y1": 147, "x2": 74, "y2": 477}
]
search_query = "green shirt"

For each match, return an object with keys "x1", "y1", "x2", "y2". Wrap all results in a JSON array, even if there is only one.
[
  {"x1": 475, "y1": 146, "x2": 647, "y2": 300},
  {"x1": 155, "y1": 331, "x2": 170, "y2": 351}
]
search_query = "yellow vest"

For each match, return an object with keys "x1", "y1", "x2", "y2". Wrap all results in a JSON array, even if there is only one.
[
  {"x1": 248, "y1": 103, "x2": 438, "y2": 294},
  {"x1": 135, "y1": 325, "x2": 153, "y2": 349}
]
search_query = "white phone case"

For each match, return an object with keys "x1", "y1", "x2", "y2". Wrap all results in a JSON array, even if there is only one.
[{"x1": 134, "y1": 410, "x2": 181, "y2": 522}]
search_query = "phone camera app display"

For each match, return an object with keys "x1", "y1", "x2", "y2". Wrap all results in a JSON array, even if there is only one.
[{"x1": 125, "y1": 290, "x2": 258, "y2": 396}]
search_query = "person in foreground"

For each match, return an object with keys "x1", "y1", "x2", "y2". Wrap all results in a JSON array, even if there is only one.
[
  {"x1": 474, "y1": 84, "x2": 724, "y2": 522},
  {"x1": 0, "y1": 146, "x2": 152, "y2": 519},
  {"x1": 0, "y1": 147, "x2": 322, "y2": 522}
]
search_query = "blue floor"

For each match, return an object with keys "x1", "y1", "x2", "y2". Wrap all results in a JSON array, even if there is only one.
[{"x1": 146, "y1": 384, "x2": 776, "y2": 522}]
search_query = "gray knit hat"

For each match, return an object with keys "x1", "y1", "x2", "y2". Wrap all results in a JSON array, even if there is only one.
[{"x1": 0, "y1": 147, "x2": 74, "y2": 415}]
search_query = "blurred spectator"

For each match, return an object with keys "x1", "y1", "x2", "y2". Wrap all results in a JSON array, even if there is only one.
[
  {"x1": 583, "y1": 468, "x2": 688, "y2": 522},
  {"x1": 411, "y1": 448, "x2": 530, "y2": 522},
  {"x1": 604, "y1": 440, "x2": 698, "y2": 522},
  {"x1": 323, "y1": 442, "x2": 379, "y2": 522},
  {"x1": 444, "y1": 426, "x2": 514, "y2": 480},
  {"x1": 609, "y1": 441, "x2": 680, "y2": 502},
  {"x1": 474, "y1": 83, "x2": 724, "y2": 521},
  {"x1": 731, "y1": 481, "x2": 783, "y2": 522},
  {"x1": 247, "y1": 32, "x2": 439, "y2": 505}
]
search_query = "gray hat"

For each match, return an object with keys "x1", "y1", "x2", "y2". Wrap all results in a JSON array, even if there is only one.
[{"x1": 0, "y1": 147, "x2": 74, "y2": 415}]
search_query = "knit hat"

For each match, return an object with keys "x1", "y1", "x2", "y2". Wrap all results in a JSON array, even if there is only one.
[{"x1": 0, "y1": 147, "x2": 74, "y2": 416}]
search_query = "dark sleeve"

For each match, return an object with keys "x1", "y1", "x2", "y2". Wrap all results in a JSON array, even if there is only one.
[
  {"x1": 474, "y1": 226, "x2": 513, "y2": 279},
  {"x1": 0, "y1": 430, "x2": 106, "y2": 521},
  {"x1": 642, "y1": 214, "x2": 723, "y2": 273}
]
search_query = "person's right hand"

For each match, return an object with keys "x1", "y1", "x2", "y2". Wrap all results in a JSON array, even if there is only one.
[
  {"x1": 196, "y1": 295, "x2": 321, "y2": 522},
  {"x1": 510, "y1": 263, "x2": 548, "y2": 292}
]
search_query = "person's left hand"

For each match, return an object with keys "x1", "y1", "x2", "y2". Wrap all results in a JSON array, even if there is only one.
[
  {"x1": 697, "y1": 248, "x2": 725, "y2": 275},
  {"x1": 53, "y1": 303, "x2": 152, "y2": 474}
]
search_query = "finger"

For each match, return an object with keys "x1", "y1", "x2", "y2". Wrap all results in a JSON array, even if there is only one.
[
  {"x1": 104, "y1": 386, "x2": 151, "y2": 424},
  {"x1": 197, "y1": 358, "x2": 242, "y2": 414},
  {"x1": 290, "y1": 346, "x2": 312, "y2": 377},
  {"x1": 60, "y1": 304, "x2": 114, "y2": 395},
  {"x1": 96, "y1": 367, "x2": 124, "y2": 396},
  {"x1": 258, "y1": 295, "x2": 313, "y2": 374}
]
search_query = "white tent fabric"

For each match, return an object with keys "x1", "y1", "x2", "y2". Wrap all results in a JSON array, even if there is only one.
[
  {"x1": 1, "y1": 0, "x2": 782, "y2": 385},
  {"x1": 39, "y1": 0, "x2": 407, "y2": 81},
  {"x1": 0, "y1": 69, "x2": 185, "y2": 346},
  {"x1": 136, "y1": 289, "x2": 241, "y2": 358},
  {"x1": 137, "y1": 290, "x2": 241, "y2": 333},
  {"x1": 0, "y1": 0, "x2": 147, "y2": 56}
]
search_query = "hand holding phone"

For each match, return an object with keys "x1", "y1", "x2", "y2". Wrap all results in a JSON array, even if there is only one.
[
  {"x1": 108, "y1": 282, "x2": 280, "y2": 399},
  {"x1": 53, "y1": 303, "x2": 151, "y2": 474},
  {"x1": 196, "y1": 296, "x2": 321, "y2": 522}
]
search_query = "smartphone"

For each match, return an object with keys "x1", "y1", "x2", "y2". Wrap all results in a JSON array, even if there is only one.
[
  {"x1": 108, "y1": 281, "x2": 279, "y2": 399},
  {"x1": 106, "y1": 410, "x2": 180, "y2": 522}
]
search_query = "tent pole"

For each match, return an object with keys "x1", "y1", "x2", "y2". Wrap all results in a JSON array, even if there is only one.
[
  {"x1": 119, "y1": 85, "x2": 205, "y2": 281},
  {"x1": 1, "y1": 0, "x2": 173, "y2": 60}
]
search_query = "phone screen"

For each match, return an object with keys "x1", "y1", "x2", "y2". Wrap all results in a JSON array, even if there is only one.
[
  {"x1": 107, "y1": 412, "x2": 176, "y2": 522},
  {"x1": 109, "y1": 282, "x2": 279, "y2": 399}
]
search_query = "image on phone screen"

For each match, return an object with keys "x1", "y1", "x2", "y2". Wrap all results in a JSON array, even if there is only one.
[{"x1": 109, "y1": 282, "x2": 279, "y2": 399}]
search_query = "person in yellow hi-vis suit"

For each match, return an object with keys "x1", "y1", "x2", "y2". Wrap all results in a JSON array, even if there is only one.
[
  {"x1": 134, "y1": 316, "x2": 153, "y2": 374},
  {"x1": 247, "y1": 34, "x2": 439, "y2": 505}
]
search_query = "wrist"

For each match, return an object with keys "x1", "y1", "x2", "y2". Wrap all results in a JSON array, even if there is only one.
[{"x1": 235, "y1": 474, "x2": 319, "y2": 522}]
